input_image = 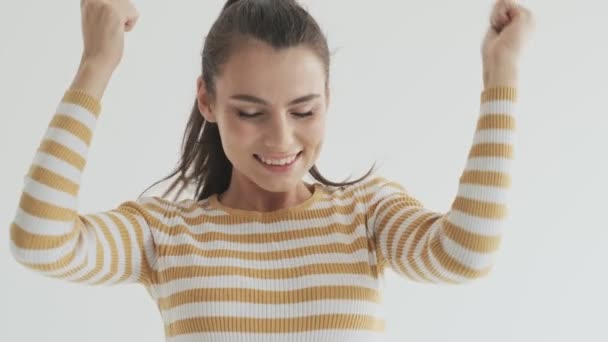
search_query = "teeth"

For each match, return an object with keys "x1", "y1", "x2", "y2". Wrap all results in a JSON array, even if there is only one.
[{"x1": 258, "y1": 153, "x2": 298, "y2": 166}]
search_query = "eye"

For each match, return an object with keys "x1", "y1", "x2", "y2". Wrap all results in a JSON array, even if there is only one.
[
  {"x1": 237, "y1": 111, "x2": 314, "y2": 118},
  {"x1": 237, "y1": 111, "x2": 262, "y2": 118},
  {"x1": 293, "y1": 111, "x2": 314, "y2": 117}
]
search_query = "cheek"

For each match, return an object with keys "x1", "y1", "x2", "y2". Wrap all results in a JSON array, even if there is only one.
[
  {"x1": 218, "y1": 119, "x2": 256, "y2": 155},
  {"x1": 303, "y1": 118, "x2": 325, "y2": 144}
]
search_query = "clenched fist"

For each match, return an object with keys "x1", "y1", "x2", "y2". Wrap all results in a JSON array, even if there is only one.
[{"x1": 79, "y1": 0, "x2": 139, "y2": 73}]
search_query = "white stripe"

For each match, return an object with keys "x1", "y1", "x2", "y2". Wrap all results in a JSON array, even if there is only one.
[
  {"x1": 408, "y1": 220, "x2": 445, "y2": 284},
  {"x1": 384, "y1": 207, "x2": 429, "y2": 266},
  {"x1": 480, "y1": 99, "x2": 516, "y2": 115},
  {"x1": 426, "y1": 231, "x2": 472, "y2": 284},
  {"x1": 108, "y1": 212, "x2": 143, "y2": 284},
  {"x1": 439, "y1": 231, "x2": 497, "y2": 271},
  {"x1": 34, "y1": 242, "x2": 88, "y2": 277},
  {"x1": 163, "y1": 300, "x2": 383, "y2": 324},
  {"x1": 9, "y1": 236, "x2": 78, "y2": 265},
  {"x1": 113, "y1": 205, "x2": 158, "y2": 275},
  {"x1": 456, "y1": 183, "x2": 509, "y2": 204},
  {"x1": 80, "y1": 215, "x2": 114, "y2": 284},
  {"x1": 379, "y1": 210, "x2": 426, "y2": 283},
  {"x1": 22, "y1": 178, "x2": 77, "y2": 209},
  {"x1": 155, "y1": 249, "x2": 371, "y2": 272},
  {"x1": 56, "y1": 102, "x2": 98, "y2": 130},
  {"x1": 464, "y1": 156, "x2": 512, "y2": 173},
  {"x1": 30, "y1": 151, "x2": 82, "y2": 184},
  {"x1": 44, "y1": 127, "x2": 89, "y2": 157},
  {"x1": 150, "y1": 209, "x2": 364, "y2": 236},
  {"x1": 446, "y1": 210, "x2": 503, "y2": 236},
  {"x1": 95, "y1": 213, "x2": 128, "y2": 284},
  {"x1": 166, "y1": 330, "x2": 383, "y2": 342},
  {"x1": 473, "y1": 129, "x2": 514, "y2": 144},
  {"x1": 152, "y1": 274, "x2": 380, "y2": 299},
  {"x1": 55, "y1": 217, "x2": 109, "y2": 284},
  {"x1": 153, "y1": 229, "x2": 366, "y2": 253},
  {"x1": 410, "y1": 216, "x2": 468, "y2": 283},
  {"x1": 58, "y1": 227, "x2": 100, "y2": 283},
  {"x1": 14, "y1": 207, "x2": 74, "y2": 236},
  {"x1": 197, "y1": 194, "x2": 360, "y2": 218}
]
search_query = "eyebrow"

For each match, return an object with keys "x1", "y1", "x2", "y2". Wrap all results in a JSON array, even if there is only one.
[{"x1": 229, "y1": 93, "x2": 321, "y2": 106}]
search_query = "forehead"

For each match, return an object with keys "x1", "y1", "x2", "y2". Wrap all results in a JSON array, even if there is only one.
[{"x1": 216, "y1": 38, "x2": 326, "y2": 94}]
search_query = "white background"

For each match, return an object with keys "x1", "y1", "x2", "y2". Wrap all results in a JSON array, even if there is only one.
[{"x1": 1, "y1": 1, "x2": 606, "y2": 341}]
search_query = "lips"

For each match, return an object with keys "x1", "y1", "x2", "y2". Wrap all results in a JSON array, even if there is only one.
[
  {"x1": 254, "y1": 151, "x2": 302, "y2": 161},
  {"x1": 255, "y1": 151, "x2": 301, "y2": 159},
  {"x1": 254, "y1": 151, "x2": 302, "y2": 165}
]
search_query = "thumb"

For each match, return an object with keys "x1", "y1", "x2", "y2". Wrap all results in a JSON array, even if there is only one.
[{"x1": 122, "y1": 1, "x2": 140, "y2": 32}]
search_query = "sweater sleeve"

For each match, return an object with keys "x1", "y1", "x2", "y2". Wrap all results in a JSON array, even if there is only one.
[
  {"x1": 9, "y1": 89, "x2": 164, "y2": 286},
  {"x1": 364, "y1": 86, "x2": 517, "y2": 284}
]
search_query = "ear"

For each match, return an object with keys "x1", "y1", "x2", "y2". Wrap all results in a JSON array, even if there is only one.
[{"x1": 197, "y1": 75, "x2": 217, "y2": 123}]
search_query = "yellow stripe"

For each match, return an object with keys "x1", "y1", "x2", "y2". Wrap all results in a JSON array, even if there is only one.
[
  {"x1": 19, "y1": 192, "x2": 75, "y2": 221},
  {"x1": 50, "y1": 114, "x2": 93, "y2": 145},
  {"x1": 72, "y1": 216, "x2": 106, "y2": 283},
  {"x1": 469, "y1": 143, "x2": 513, "y2": 158},
  {"x1": 113, "y1": 203, "x2": 154, "y2": 284},
  {"x1": 430, "y1": 239, "x2": 493, "y2": 279},
  {"x1": 107, "y1": 212, "x2": 135, "y2": 283},
  {"x1": 88, "y1": 215, "x2": 120, "y2": 285},
  {"x1": 10, "y1": 222, "x2": 79, "y2": 250},
  {"x1": 27, "y1": 164, "x2": 79, "y2": 196},
  {"x1": 167, "y1": 314, "x2": 385, "y2": 335},
  {"x1": 21, "y1": 247, "x2": 79, "y2": 273},
  {"x1": 157, "y1": 262, "x2": 373, "y2": 285},
  {"x1": 459, "y1": 170, "x2": 511, "y2": 187},
  {"x1": 419, "y1": 240, "x2": 461, "y2": 284},
  {"x1": 383, "y1": 207, "x2": 428, "y2": 257},
  {"x1": 62, "y1": 89, "x2": 101, "y2": 117},
  {"x1": 38, "y1": 139, "x2": 86, "y2": 171},
  {"x1": 452, "y1": 197, "x2": 507, "y2": 219},
  {"x1": 158, "y1": 237, "x2": 369, "y2": 260},
  {"x1": 443, "y1": 220, "x2": 502, "y2": 253},
  {"x1": 392, "y1": 213, "x2": 440, "y2": 282},
  {"x1": 476, "y1": 114, "x2": 516, "y2": 130},
  {"x1": 480, "y1": 86, "x2": 517, "y2": 102},
  {"x1": 158, "y1": 285, "x2": 382, "y2": 311}
]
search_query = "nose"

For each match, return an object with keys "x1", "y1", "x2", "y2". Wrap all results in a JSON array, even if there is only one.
[{"x1": 262, "y1": 112, "x2": 294, "y2": 150}]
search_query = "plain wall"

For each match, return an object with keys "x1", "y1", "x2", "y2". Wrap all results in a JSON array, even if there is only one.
[{"x1": 1, "y1": 1, "x2": 606, "y2": 341}]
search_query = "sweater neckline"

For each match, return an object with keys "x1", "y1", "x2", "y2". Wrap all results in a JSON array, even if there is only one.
[{"x1": 207, "y1": 182, "x2": 323, "y2": 219}]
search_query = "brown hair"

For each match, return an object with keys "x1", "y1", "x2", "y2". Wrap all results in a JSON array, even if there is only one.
[{"x1": 139, "y1": 0, "x2": 377, "y2": 202}]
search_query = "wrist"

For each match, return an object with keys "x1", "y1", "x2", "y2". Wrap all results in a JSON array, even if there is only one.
[
  {"x1": 69, "y1": 61, "x2": 114, "y2": 100},
  {"x1": 484, "y1": 68, "x2": 518, "y2": 88}
]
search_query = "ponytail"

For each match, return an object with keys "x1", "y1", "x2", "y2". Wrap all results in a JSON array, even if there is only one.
[{"x1": 222, "y1": 0, "x2": 243, "y2": 12}]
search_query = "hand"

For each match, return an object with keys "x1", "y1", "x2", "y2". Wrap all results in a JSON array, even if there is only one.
[
  {"x1": 481, "y1": 0, "x2": 535, "y2": 87},
  {"x1": 79, "y1": 0, "x2": 139, "y2": 73}
]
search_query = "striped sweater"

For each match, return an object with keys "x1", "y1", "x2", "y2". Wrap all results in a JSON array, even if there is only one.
[{"x1": 9, "y1": 86, "x2": 517, "y2": 341}]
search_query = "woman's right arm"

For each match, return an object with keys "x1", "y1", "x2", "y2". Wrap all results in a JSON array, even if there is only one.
[
  {"x1": 9, "y1": 75, "x2": 168, "y2": 286},
  {"x1": 8, "y1": 0, "x2": 166, "y2": 286}
]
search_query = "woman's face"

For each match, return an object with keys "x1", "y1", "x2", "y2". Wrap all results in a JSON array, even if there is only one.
[{"x1": 197, "y1": 38, "x2": 330, "y2": 193}]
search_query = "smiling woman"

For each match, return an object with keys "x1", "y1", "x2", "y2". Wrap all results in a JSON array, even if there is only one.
[
  {"x1": 7, "y1": 0, "x2": 534, "y2": 341},
  {"x1": 139, "y1": 0, "x2": 378, "y2": 211}
]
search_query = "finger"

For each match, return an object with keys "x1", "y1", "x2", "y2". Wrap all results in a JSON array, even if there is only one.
[
  {"x1": 490, "y1": 1, "x2": 504, "y2": 30},
  {"x1": 122, "y1": 1, "x2": 139, "y2": 32},
  {"x1": 492, "y1": 1, "x2": 510, "y2": 28}
]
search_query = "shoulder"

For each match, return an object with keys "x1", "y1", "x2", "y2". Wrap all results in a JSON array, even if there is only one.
[
  {"x1": 317, "y1": 175, "x2": 407, "y2": 206},
  {"x1": 341, "y1": 175, "x2": 422, "y2": 212},
  {"x1": 339, "y1": 175, "x2": 408, "y2": 199},
  {"x1": 125, "y1": 195, "x2": 198, "y2": 222}
]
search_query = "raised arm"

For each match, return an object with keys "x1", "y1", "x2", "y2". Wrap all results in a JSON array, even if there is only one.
[
  {"x1": 363, "y1": 85, "x2": 517, "y2": 284},
  {"x1": 363, "y1": 0, "x2": 534, "y2": 284},
  {"x1": 8, "y1": 0, "x2": 165, "y2": 286}
]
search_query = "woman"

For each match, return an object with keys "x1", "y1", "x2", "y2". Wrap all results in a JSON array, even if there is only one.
[{"x1": 9, "y1": 0, "x2": 534, "y2": 340}]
